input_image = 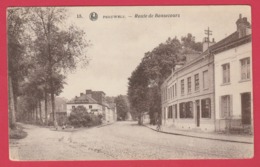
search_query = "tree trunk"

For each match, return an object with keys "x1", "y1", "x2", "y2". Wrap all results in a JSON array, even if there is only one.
[
  {"x1": 44, "y1": 90, "x2": 48, "y2": 125},
  {"x1": 138, "y1": 111, "x2": 143, "y2": 125},
  {"x1": 35, "y1": 103, "x2": 38, "y2": 122},
  {"x1": 39, "y1": 99, "x2": 42, "y2": 123},
  {"x1": 11, "y1": 77, "x2": 18, "y2": 118},
  {"x1": 8, "y1": 77, "x2": 16, "y2": 129},
  {"x1": 51, "y1": 89, "x2": 56, "y2": 123}
]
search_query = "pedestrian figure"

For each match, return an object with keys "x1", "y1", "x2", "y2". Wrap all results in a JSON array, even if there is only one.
[
  {"x1": 54, "y1": 120, "x2": 59, "y2": 130},
  {"x1": 156, "y1": 118, "x2": 161, "y2": 131}
]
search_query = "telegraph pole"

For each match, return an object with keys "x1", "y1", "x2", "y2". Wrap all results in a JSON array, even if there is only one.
[{"x1": 204, "y1": 27, "x2": 212, "y2": 49}]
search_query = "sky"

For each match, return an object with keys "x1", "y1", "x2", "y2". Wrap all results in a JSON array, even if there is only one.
[{"x1": 58, "y1": 6, "x2": 251, "y2": 100}]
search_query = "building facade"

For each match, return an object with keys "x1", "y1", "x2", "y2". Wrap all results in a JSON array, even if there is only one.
[
  {"x1": 161, "y1": 52, "x2": 215, "y2": 132},
  {"x1": 67, "y1": 89, "x2": 117, "y2": 123},
  {"x1": 212, "y1": 15, "x2": 252, "y2": 133},
  {"x1": 161, "y1": 14, "x2": 252, "y2": 133}
]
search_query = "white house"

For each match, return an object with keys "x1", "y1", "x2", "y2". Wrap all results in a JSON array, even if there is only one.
[
  {"x1": 67, "y1": 90, "x2": 117, "y2": 123},
  {"x1": 212, "y1": 14, "x2": 252, "y2": 133}
]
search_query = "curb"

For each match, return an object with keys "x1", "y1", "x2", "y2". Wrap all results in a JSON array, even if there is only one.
[
  {"x1": 97, "y1": 122, "x2": 114, "y2": 128},
  {"x1": 144, "y1": 125, "x2": 253, "y2": 144}
]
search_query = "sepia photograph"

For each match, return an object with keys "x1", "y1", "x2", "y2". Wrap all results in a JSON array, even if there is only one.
[{"x1": 7, "y1": 6, "x2": 253, "y2": 161}]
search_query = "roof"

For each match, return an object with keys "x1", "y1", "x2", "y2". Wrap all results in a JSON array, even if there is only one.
[
  {"x1": 67, "y1": 94, "x2": 98, "y2": 104},
  {"x1": 162, "y1": 30, "x2": 251, "y2": 88},
  {"x1": 206, "y1": 32, "x2": 251, "y2": 55}
]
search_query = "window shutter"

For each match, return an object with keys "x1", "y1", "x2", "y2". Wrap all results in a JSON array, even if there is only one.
[
  {"x1": 219, "y1": 96, "x2": 223, "y2": 118},
  {"x1": 191, "y1": 102, "x2": 194, "y2": 118},
  {"x1": 230, "y1": 95, "x2": 233, "y2": 117}
]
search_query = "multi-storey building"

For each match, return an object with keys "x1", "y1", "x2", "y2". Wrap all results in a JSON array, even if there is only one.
[
  {"x1": 161, "y1": 14, "x2": 252, "y2": 133},
  {"x1": 161, "y1": 50, "x2": 215, "y2": 132},
  {"x1": 212, "y1": 14, "x2": 252, "y2": 133}
]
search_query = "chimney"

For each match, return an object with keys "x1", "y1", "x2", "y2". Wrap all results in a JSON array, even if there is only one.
[
  {"x1": 86, "y1": 89, "x2": 92, "y2": 95},
  {"x1": 236, "y1": 14, "x2": 251, "y2": 38}
]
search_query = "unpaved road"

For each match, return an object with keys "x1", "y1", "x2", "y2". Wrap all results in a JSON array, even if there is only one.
[{"x1": 9, "y1": 121, "x2": 253, "y2": 160}]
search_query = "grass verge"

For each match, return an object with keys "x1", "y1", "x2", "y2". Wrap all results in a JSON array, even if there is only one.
[{"x1": 9, "y1": 124, "x2": 27, "y2": 139}]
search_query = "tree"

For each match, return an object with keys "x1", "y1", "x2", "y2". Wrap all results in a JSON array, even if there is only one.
[
  {"x1": 7, "y1": 8, "x2": 31, "y2": 128},
  {"x1": 28, "y1": 7, "x2": 90, "y2": 124},
  {"x1": 181, "y1": 33, "x2": 203, "y2": 52},
  {"x1": 128, "y1": 63, "x2": 149, "y2": 125},
  {"x1": 128, "y1": 37, "x2": 182, "y2": 125},
  {"x1": 114, "y1": 95, "x2": 129, "y2": 121},
  {"x1": 68, "y1": 106, "x2": 102, "y2": 127}
]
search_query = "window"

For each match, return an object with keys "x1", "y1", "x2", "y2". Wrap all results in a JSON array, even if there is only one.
[
  {"x1": 170, "y1": 86, "x2": 173, "y2": 99},
  {"x1": 241, "y1": 58, "x2": 250, "y2": 80},
  {"x1": 179, "y1": 103, "x2": 186, "y2": 118},
  {"x1": 181, "y1": 79, "x2": 185, "y2": 95},
  {"x1": 89, "y1": 105, "x2": 92, "y2": 109},
  {"x1": 194, "y1": 74, "x2": 199, "y2": 91},
  {"x1": 163, "y1": 107, "x2": 166, "y2": 120},
  {"x1": 175, "y1": 83, "x2": 177, "y2": 97},
  {"x1": 186, "y1": 102, "x2": 193, "y2": 118},
  {"x1": 201, "y1": 98, "x2": 211, "y2": 118},
  {"x1": 222, "y1": 63, "x2": 230, "y2": 84},
  {"x1": 220, "y1": 95, "x2": 232, "y2": 118},
  {"x1": 167, "y1": 88, "x2": 169, "y2": 100},
  {"x1": 165, "y1": 87, "x2": 167, "y2": 100},
  {"x1": 203, "y1": 70, "x2": 209, "y2": 89},
  {"x1": 174, "y1": 104, "x2": 178, "y2": 119},
  {"x1": 168, "y1": 106, "x2": 173, "y2": 118},
  {"x1": 172, "y1": 85, "x2": 175, "y2": 98},
  {"x1": 169, "y1": 87, "x2": 171, "y2": 99},
  {"x1": 179, "y1": 102, "x2": 193, "y2": 118},
  {"x1": 187, "y1": 77, "x2": 191, "y2": 93}
]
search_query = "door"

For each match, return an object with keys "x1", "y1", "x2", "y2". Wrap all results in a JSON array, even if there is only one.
[
  {"x1": 241, "y1": 93, "x2": 251, "y2": 125},
  {"x1": 196, "y1": 100, "x2": 200, "y2": 127}
]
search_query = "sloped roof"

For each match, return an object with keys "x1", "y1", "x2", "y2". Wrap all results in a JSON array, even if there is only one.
[
  {"x1": 205, "y1": 32, "x2": 251, "y2": 55},
  {"x1": 67, "y1": 94, "x2": 98, "y2": 104},
  {"x1": 210, "y1": 32, "x2": 239, "y2": 51}
]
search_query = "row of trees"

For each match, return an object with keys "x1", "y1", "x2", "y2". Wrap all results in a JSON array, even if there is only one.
[
  {"x1": 8, "y1": 7, "x2": 90, "y2": 129},
  {"x1": 128, "y1": 34, "x2": 202, "y2": 125}
]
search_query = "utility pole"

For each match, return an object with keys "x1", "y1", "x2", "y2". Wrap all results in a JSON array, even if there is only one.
[{"x1": 204, "y1": 27, "x2": 212, "y2": 49}]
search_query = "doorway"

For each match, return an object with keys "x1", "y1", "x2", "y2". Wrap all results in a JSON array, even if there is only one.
[
  {"x1": 241, "y1": 92, "x2": 251, "y2": 125},
  {"x1": 196, "y1": 100, "x2": 200, "y2": 127}
]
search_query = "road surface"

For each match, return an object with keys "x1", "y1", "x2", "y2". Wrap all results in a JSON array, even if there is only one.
[{"x1": 9, "y1": 121, "x2": 253, "y2": 160}]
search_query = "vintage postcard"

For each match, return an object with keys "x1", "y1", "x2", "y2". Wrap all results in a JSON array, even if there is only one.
[{"x1": 7, "y1": 6, "x2": 253, "y2": 161}]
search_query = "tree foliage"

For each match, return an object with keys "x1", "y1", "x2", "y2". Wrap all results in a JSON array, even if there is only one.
[
  {"x1": 114, "y1": 95, "x2": 129, "y2": 121},
  {"x1": 181, "y1": 33, "x2": 203, "y2": 52},
  {"x1": 68, "y1": 106, "x2": 102, "y2": 128},
  {"x1": 8, "y1": 7, "x2": 90, "y2": 127},
  {"x1": 128, "y1": 35, "x2": 202, "y2": 125}
]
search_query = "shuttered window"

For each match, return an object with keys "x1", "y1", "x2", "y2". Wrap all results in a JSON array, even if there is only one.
[
  {"x1": 222, "y1": 64, "x2": 230, "y2": 84},
  {"x1": 241, "y1": 58, "x2": 250, "y2": 80},
  {"x1": 220, "y1": 95, "x2": 233, "y2": 118},
  {"x1": 181, "y1": 79, "x2": 185, "y2": 95},
  {"x1": 187, "y1": 77, "x2": 192, "y2": 93},
  {"x1": 194, "y1": 74, "x2": 199, "y2": 91}
]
